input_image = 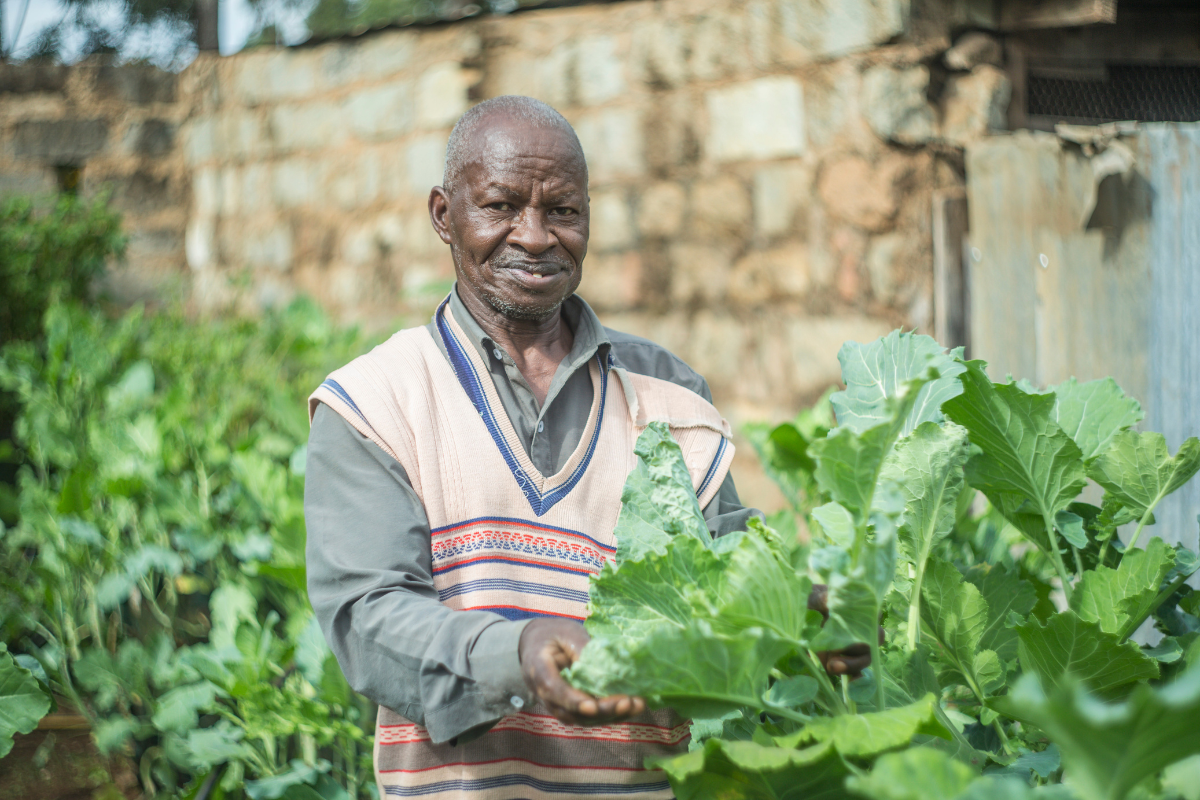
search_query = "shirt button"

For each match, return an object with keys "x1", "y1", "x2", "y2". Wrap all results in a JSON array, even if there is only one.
[
  {"x1": 510, "y1": 695, "x2": 525, "y2": 710},
  {"x1": 537, "y1": 420, "x2": 544, "y2": 433},
  {"x1": 493, "y1": 348, "x2": 503, "y2": 361}
]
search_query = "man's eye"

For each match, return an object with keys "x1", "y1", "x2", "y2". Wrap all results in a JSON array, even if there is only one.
[
  {"x1": 552, "y1": 207, "x2": 577, "y2": 216},
  {"x1": 490, "y1": 202, "x2": 514, "y2": 211}
]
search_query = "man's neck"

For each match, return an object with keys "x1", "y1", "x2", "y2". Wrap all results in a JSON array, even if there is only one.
[{"x1": 457, "y1": 287, "x2": 574, "y2": 407}]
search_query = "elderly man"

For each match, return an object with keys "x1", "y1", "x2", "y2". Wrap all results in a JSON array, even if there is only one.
[{"x1": 305, "y1": 95, "x2": 869, "y2": 798}]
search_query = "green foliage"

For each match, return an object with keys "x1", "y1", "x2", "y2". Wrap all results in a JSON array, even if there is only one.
[
  {"x1": 0, "y1": 299, "x2": 377, "y2": 797},
  {"x1": 0, "y1": 193, "x2": 124, "y2": 346},
  {"x1": 0, "y1": 643, "x2": 52, "y2": 757},
  {"x1": 572, "y1": 330, "x2": 1200, "y2": 800}
]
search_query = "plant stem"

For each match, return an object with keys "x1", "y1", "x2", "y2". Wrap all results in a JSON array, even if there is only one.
[
  {"x1": 871, "y1": 639, "x2": 886, "y2": 712},
  {"x1": 907, "y1": 563, "x2": 925, "y2": 652},
  {"x1": 1130, "y1": 502, "x2": 1160, "y2": 551},
  {"x1": 1071, "y1": 545, "x2": 1085, "y2": 579},
  {"x1": 1118, "y1": 573, "x2": 1190, "y2": 643},
  {"x1": 1041, "y1": 512, "x2": 1075, "y2": 605},
  {"x1": 804, "y1": 649, "x2": 847, "y2": 715}
]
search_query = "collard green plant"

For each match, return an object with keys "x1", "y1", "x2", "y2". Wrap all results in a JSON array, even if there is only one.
[
  {"x1": 568, "y1": 330, "x2": 1200, "y2": 800},
  {"x1": 0, "y1": 300, "x2": 378, "y2": 798}
]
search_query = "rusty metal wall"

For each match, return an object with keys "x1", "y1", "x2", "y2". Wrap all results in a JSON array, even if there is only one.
[{"x1": 965, "y1": 123, "x2": 1200, "y2": 552}]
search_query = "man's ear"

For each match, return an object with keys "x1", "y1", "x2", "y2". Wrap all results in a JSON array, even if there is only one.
[{"x1": 428, "y1": 186, "x2": 453, "y2": 245}]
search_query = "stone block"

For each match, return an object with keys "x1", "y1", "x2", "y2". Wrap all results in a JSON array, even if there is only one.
[
  {"x1": 861, "y1": 65, "x2": 935, "y2": 145},
  {"x1": 753, "y1": 163, "x2": 809, "y2": 238},
  {"x1": 780, "y1": 314, "x2": 893, "y2": 397},
  {"x1": 689, "y1": 13, "x2": 750, "y2": 82},
  {"x1": 575, "y1": 108, "x2": 644, "y2": 183},
  {"x1": 405, "y1": 208, "x2": 447, "y2": 259},
  {"x1": 940, "y1": 65, "x2": 1011, "y2": 147},
  {"x1": 803, "y1": 62, "x2": 861, "y2": 151},
  {"x1": 123, "y1": 119, "x2": 175, "y2": 156},
  {"x1": 13, "y1": 119, "x2": 109, "y2": 160},
  {"x1": 578, "y1": 251, "x2": 641, "y2": 310},
  {"x1": 95, "y1": 64, "x2": 177, "y2": 104},
  {"x1": 631, "y1": 21, "x2": 688, "y2": 89},
  {"x1": 817, "y1": 155, "x2": 897, "y2": 233},
  {"x1": 271, "y1": 102, "x2": 346, "y2": 152},
  {"x1": 243, "y1": 223, "x2": 294, "y2": 271},
  {"x1": 643, "y1": 92, "x2": 700, "y2": 173},
  {"x1": 239, "y1": 164, "x2": 269, "y2": 213},
  {"x1": 114, "y1": 170, "x2": 174, "y2": 214},
  {"x1": 691, "y1": 175, "x2": 750, "y2": 239},
  {"x1": 589, "y1": 190, "x2": 635, "y2": 250},
  {"x1": 777, "y1": 0, "x2": 905, "y2": 62},
  {"x1": 348, "y1": 83, "x2": 414, "y2": 140},
  {"x1": 185, "y1": 117, "x2": 215, "y2": 165},
  {"x1": 684, "y1": 310, "x2": 746, "y2": 393},
  {"x1": 406, "y1": 134, "x2": 448, "y2": 195},
  {"x1": 706, "y1": 78, "x2": 804, "y2": 163},
  {"x1": 193, "y1": 167, "x2": 220, "y2": 217},
  {"x1": 215, "y1": 111, "x2": 266, "y2": 161},
  {"x1": 669, "y1": 242, "x2": 735, "y2": 305},
  {"x1": 536, "y1": 45, "x2": 573, "y2": 108},
  {"x1": 220, "y1": 168, "x2": 241, "y2": 216},
  {"x1": 126, "y1": 228, "x2": 181, "y2": 260},
  {"x1": 416, "y1": 62, "x2": 471, "y2": 130},
  {"x1": 238, "y1": 50, "x2": 317, "y2": 105},
  {"x1": 944, "y1": 32, "x2": 1003, "y2": 71},
  {"x1": 575, "y1": 36, "x2": 626, "y2": 106},
  {"x1": 730, "y1": 242, "x2": 810, "y2": 305},
  {"x1": 0, "y1": 63, "x2": 68, "y2": 94},
  {"x1": 866, "y1": 232, "x2": 904, "y2": 303},
  {"x1": 0, "y1": 166, "x2": 55, "y2": 197},
  {"x1": 320, "y1": 33, "x2": 415, "y2": 88},
  {"x1": 635, "y1": 182, "x2": 687, "y2": 238},
  {"x1": 272, "y1": 159, "x2": 319, "y2": 208}
]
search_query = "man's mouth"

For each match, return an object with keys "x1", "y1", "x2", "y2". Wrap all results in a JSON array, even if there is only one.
[{"x1": 504, "y1": 262, "x2": 564, "y2": 277}]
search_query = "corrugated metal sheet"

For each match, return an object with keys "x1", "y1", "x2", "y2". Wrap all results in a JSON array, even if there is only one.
[
  {"x1": 1141, "y1": 124, "x2": 1200, "y2": 548},
  {"x1": 965, "y1": 123, "x2": 1200, "y2": 553}
]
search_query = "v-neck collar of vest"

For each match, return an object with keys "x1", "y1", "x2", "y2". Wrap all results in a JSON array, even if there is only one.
[{"x1": 433, "y1": 297, "x2": 611, "y2": 518}]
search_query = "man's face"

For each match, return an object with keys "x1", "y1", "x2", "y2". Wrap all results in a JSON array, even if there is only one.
[{"x1": 430, "y1": 117, "x2": 589, "y2": 322}]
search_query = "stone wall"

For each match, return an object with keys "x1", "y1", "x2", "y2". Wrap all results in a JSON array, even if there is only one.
[
  {"x1": 0, "y1": 62, "x2": 188, "y2": 301},
  {"x1": 0, "y1": 0, "x2": 1011, "y2": 507}
]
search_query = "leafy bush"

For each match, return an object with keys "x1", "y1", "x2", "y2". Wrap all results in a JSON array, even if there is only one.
[
  {"x1": 0, "y1": 300, "x2": 379, "y2": 798},
  {"x1": 567, "y1": 331, "x2": 1200, "y2": 799},
  {"x1": 0, "y1": 194, "x2": 124, "y2": 347}
]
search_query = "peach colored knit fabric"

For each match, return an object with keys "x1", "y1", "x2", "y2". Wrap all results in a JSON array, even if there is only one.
[{"x1": 310, "y1": 300, "x2": 734, "y2": 799}]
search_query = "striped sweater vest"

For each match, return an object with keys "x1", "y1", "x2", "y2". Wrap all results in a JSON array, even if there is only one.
[{"x1": 309, "y1": 299, "x2": 735, "y2": 799}]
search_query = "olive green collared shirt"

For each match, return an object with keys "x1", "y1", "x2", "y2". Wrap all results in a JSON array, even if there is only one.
[{"x1": 304, "y1": 289, "x2": 759, "y2": 744}]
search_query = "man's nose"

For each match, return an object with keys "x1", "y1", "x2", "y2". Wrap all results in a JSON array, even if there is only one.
[{"x1": 507, "y1": 208, "x2": 555, "y2": 255}]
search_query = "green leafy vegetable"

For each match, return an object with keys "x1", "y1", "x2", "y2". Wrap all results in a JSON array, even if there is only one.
[
  {"x1": 1049, "y1": 377, "x2": 1143, "y2": 462},
  {"x1": 1015, "y1": 612, "x2": 1159, "y2": 695},
  {"x1": 942, "y1": 361, "x2": 1088, "y2": 598},
  {"x1": 0, "y1": 644, "x2": 51, "y2": 758},
  {"x1": 996, "y1": 668, "x2": 1200, "y2": 800},
  {"x1": 829, "y1": 330, "x2": 965, "y2": 436},
  {"x1": 1087, "y1": 431, "x2": 1200, "y2": 549}
]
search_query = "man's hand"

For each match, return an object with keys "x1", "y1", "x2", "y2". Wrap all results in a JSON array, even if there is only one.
[
  {"x1": 518, "y1": 618, "x2": 646, "y2": 726},
  {"x1": 808, "y1": 584, "x2": 881, "y2": 679}
]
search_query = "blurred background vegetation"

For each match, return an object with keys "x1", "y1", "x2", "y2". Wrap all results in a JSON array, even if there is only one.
[{"x1": 0, "y1": 193, "x2": 382, "y2": 798}]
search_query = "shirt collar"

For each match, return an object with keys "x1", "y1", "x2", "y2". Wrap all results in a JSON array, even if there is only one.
[{"x1": 448, "y1": 284, "x2": 612, "y2": 370}]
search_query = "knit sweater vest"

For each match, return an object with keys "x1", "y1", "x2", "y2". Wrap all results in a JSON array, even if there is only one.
[{"x1": 309, "y1": 299, "x2": 735, "y2": 799}]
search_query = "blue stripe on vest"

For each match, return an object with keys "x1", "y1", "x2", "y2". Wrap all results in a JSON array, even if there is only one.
[
  {"x1": 696, "y1": 434, "x2": 728, "y2": 498},
  {"x1": 434, "y1": 298, "x2": 608, "y2": 517}
]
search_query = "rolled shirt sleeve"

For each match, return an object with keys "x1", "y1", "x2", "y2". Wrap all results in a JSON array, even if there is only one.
[{"x1": 304, "y1": 404, "x2": 533, "y2": 744}]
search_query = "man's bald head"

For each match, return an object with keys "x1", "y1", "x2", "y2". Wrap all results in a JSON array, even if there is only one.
[{"x1": 442, "y1": 96, "x2": 586, "y2": 194}]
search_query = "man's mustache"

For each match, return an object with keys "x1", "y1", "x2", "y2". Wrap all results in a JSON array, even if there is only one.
[{"x1": 490, "y1": 251, "x2": 574, "y2": 276}]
